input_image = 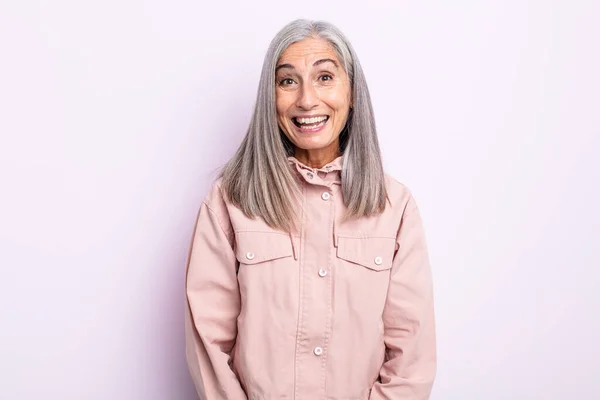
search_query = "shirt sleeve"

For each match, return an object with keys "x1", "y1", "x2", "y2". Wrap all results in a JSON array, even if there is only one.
[
  {"x1": 369, "y1": 195, "x2": 437, "y2": 400},
  {"x1": 184, "y1": 200, "x2": 247, "y2": 400}
]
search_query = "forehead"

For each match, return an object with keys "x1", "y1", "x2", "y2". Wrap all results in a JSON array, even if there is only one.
[{"x1": 277, "y1": 37, "x2": 340, "y2": 67}]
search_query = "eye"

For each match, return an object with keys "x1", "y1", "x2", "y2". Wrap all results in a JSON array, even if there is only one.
[
  {"x1": 319, "y1": 74, "x2": 333, "y2": 82},
  {"x1": 279, "y1": 78, "x2": 295, "y2": 86}
]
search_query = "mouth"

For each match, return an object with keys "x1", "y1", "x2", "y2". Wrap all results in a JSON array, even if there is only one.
[{"x1": 292, "y1": 115, "x2": 329, "y2": 133}]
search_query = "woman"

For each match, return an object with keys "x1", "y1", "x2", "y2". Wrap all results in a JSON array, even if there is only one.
[{"x1": 185, "y1": 19, "x2": 436, "y2": 400}]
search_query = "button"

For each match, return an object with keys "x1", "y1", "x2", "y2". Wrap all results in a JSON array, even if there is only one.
[
  {"x1": 306, "y1": 172, "x2": 314, "y2": 179},
  {"x1": 325, "y1": 165, "x2": 332, "y2": 169},
  {"x1": 321, "y1": 192, "x2": 331, "y2": 201},
  {"x1": 246, "y1": 252, "x2": 255, "y2": 260},
  {"x1": 374, "y1": 256, "x2": 382, "y2": 265},
  {"x1": 313, "y1": 346, "x2": 323, "y2": 356},
  {"x1": 318, "y1": 268, "x2": 327, "y2": 277}
]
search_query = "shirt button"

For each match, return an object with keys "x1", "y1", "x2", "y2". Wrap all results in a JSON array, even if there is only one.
[
  {"x1": 318, "y1": 268, "x2": 327, "y2": 277},
  {"x1": 306, "y1": 172, "x2": 314, "y2": 179},
  {"x1": 313, "y1": 346, "x2": 323, "y2": 356},
  {"x1": 246, "y1": 252, "x2": 255, "y2": 260},
  {"x1": 374, "y1": 256, "x2": 382, "y2": 265},
  {"x1": 321, "y1": 192, "x2": 331, "y2": 201}
]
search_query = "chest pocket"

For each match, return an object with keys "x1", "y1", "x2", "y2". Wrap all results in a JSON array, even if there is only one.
[
  {"x1": 335, "y1": 235, "x2": 396, "y2": 271},
  {"x1": 234, "y1": 231, "x2": 294, "y2": 265}
]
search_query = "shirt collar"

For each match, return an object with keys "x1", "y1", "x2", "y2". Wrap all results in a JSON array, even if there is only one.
[{"x1": 286, "y1": 154, "x2": 344, "y2": 173}]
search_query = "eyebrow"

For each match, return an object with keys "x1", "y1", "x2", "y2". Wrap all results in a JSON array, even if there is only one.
[{"x1": 275, "y1": 58, "x2": 339, "y2": 73}]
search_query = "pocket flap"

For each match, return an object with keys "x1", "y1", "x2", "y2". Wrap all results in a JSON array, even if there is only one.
[
  {"x1": 336, "y1": 236, "x2": 396, "y2": 271},
  {"x1": 235, "y1": 231, "x2": 294, "y2": 265}
]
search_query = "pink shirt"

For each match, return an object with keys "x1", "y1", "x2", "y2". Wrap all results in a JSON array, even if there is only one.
[{"x1": 185, "y1": 155, "x2": 436, "y2": 399}]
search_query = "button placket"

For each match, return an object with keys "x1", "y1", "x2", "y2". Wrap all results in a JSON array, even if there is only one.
[{"x1": 289, "y1": 156, "x2": 339, "y2": 392}]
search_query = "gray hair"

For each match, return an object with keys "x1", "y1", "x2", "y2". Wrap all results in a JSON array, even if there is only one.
[{"x1": 219, "y1": 19, "x2": 387, "y2": 232}]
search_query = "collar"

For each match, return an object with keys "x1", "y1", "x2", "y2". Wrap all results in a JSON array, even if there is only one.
[
  {"x1": 287, "y1": 154, "x2": 343, "y2": 187},
  {"x1": 286, "y1": 154, "x2": 344, "y2": 173}
]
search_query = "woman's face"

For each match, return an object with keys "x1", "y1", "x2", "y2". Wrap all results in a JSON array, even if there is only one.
[{"x1": 275, "y1": 37, "x2": 352, "y2": 162}]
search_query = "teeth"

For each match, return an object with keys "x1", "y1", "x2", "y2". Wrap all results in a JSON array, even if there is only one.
[{"x1": 296, "y1": 116, "x2": 327, "y2": 124}]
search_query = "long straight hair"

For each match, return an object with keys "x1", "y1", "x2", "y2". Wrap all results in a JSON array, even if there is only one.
[{"x1": 219, "y1": 19, "x2": 387, "y2": 233}]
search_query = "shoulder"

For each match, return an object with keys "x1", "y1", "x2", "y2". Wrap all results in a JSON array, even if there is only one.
[
  {"x1": 202, "y1": 177, "x2": 228, "y2": 209},
  {"x1": 200, "y1": 177, "x2": 234, "y2": 237},
  {"x1": 384, "y1": 172, "x2": 419, "y2": 215}
]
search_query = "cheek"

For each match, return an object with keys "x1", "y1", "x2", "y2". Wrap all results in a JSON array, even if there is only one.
[
  {"x1": 275, "y1": 103, "x2": 284, "y2": 120},
  {"x1": 322, "y1": 86, "x2": 351, "y2": 113},
  {"x1": 276, "y1": 92, "x2": 293, "y2": 119}
]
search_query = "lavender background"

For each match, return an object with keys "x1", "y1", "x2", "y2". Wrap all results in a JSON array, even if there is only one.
[{"x1": 1, "y1": 1, "x2": 598, "y2": 399}]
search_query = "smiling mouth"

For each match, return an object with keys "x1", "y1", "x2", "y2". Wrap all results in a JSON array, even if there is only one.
[{"x1": 292, "y1": 115, "x2": 329, "y2": 129}]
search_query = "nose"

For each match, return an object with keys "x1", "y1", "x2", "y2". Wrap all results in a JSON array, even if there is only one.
[{"x1": 296, "y1": 81, "x2": 319, "y2": 110}]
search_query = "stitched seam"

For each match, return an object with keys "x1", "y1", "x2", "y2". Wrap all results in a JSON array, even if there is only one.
[
  {"x1": 404, "y1": 206, "x2": 419, "y2": 217},
  {"x1": 234, "y1": 230, "x2": 291, "y2": 235},
  {"x1": 293, "y1": 181, "x2": 307, "y2": 400},
  {"x1": 335, "y1": 234, "x2": 396, "y2": 240},
  {"x1": 203, "y1": 201, "x2": 234, "y2": 244},
  {"x1": 321, "y1": 190, "x2": 335, "y2": 395}
]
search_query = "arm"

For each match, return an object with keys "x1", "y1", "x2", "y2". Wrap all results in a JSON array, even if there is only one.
[
  {"x1": 370, "y1": 196, "x2": 437, "y2": 399},
  {"x1": 184, "y1": 200, "x2": 247, "y2": 400}
]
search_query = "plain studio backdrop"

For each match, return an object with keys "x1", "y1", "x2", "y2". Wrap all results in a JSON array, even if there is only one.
[{"x1": 1, "y1": 1, "x2": 598, "y2": 399}]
